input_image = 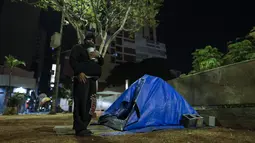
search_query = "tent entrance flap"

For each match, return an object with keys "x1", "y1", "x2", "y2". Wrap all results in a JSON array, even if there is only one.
[
  {"x1": 99, "y1": 102, "x2": 141, "y2": 131},
  {"x1": 124, "y1": 103, "x2": 140, "y2": 128},
  {"x1": 99, "y1": 115, "x2": 127, "y2": 131},
  {"x1": 98, "y1": 78, "x2": 145, "y2": 131}
]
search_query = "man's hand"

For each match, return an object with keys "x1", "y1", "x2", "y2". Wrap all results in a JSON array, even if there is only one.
[
  {"x1": 89, "y1": 51, "x2": 100, "y2": 59},
  {"x1": 78, "y1": 72, "x2": 86, "y2": 83}
]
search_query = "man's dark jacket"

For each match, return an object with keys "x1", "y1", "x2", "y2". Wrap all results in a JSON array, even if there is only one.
[{"x1": 69, "y1": 44, "x2": 104, "y2": 79}]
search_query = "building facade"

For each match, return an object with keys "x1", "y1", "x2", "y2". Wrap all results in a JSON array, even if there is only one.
[
  {"x1": 0, "y1": 66, "x2": 36, "y2": 113},
  {"x1": 109, "y1": 26, "x2": 167, "y2": 64}
]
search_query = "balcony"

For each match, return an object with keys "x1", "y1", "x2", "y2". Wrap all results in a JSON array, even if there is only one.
[
  {"x1": 0, "y1": 66, "x2": 34, "y2": 78},
  {"x1": 0, "y1": 75, "x2": 36, "y2": 89}
]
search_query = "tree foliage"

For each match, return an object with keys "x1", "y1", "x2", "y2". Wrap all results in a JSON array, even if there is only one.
[
  {"x1": 190, "y1": 26, "x2": 255, "y2": 73},
  {"x1": 191, "y1": 45, "x2": 223, "y2": 72},
  {"x1": 5, "y1": 55, "x2": 26, "y2": 70},
  {"x1": 247, "y1": 26, "x2": 255, "y2": 41},
  {"x1": 246, "y1": 27, "x2": 255, "y2": 48},
  {"x1": 223, "y1": 40, "x2": 255, "y2": 64},
  {"x1": 11, "y1": 0, "x2": 163, "y2": 57},
  {"x1": 89, "y1": 0, "x2": 163, "y2": 57},
  {"x1": 4, "y1": 55, "x2": 26, "y2": 91},
  {"x1": 10, "y1": 0, "x2": 91, "y2": 43}
]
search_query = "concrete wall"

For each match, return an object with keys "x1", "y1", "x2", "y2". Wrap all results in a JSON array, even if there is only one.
[
  {"x1": 168, "y1": 59, "x2": 255, "y2": 106},
  {"x1": 198, "y1": 108, "x2": 255, "y2": 130},
  {"x1": 168, "y1": 60, "x2": 255, "y2": 129}
]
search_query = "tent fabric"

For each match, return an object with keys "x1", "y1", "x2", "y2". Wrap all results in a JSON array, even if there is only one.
[{"x1": 99, "y1": 75, "x2": 197, "y2": 132}]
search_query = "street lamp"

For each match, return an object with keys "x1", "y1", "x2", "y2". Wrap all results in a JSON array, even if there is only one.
[{"x1": 49, "y1": 1, "x2": 66, "y2": 114}]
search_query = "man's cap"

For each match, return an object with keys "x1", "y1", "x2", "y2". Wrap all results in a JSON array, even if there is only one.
[{"x1": 85, "y1": 32, "x2": 95, "y2": 40}]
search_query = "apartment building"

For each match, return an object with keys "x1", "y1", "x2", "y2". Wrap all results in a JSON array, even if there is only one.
[{"x1": 109, "y1": 26, "x2": 167, "y2": 64}]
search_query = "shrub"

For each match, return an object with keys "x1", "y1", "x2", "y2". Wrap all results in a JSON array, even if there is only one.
[
  {"x1": 3, "y1": 93, "x2": 25, "y2": 115},
  {"x1": 7, "y1": 93, "x2": 25, "y2": 107},
  {"x1": 223, "y1": 40, "x2": 255, "y2": 64},
  {"x1": 192, "y1": 45, "x2": 223, "y2": 72},
  {"x1": 3, "y1": 107, "x2": 18, "y2": 115}
]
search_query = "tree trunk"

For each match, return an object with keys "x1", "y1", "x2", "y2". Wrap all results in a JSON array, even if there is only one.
[
  {"x1": 99, "y1": 32, "x2": 107, "y2": 54},
  {"x1": 102, "y1": 28, "x2": 123, "y2": 57},
  {"x1": 50, "y1": 2, "x2": 65, "y2": 114},
  {"x1": 76, "y1": 26, "x2": 84, "y2": 44},
  {"x1": 101, "y1": 6, "x2": 131, "y2": 57},
  {"x1": 80, "y1": 29, "x2": 85, "y2": 44},
  {"x1": 76, "y1": 26, "x2": 82, "y2": 44},
  {"x1": 102, "y1": 40, "x2": 111, "y2": 57},
  {"x1": 8, "y1": 71, "x2": 12, "y2": 95}
]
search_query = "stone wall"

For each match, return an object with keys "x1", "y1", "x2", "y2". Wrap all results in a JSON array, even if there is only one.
[{"x1": 168, "y1": 59, "x2": 255, "y2": 106}]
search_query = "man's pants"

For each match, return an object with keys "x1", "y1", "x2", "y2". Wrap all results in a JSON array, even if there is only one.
[{"x1": 73, "y1": 78, "x2": 96, "y2": 132}]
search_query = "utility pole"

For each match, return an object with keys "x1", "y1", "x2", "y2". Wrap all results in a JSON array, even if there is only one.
[{"x1": 50, "y1": 1, "x2": 65, "y2": 114}]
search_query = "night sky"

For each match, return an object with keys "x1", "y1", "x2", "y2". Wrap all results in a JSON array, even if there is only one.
[
  {"x1": 1, "y1": 0, "x2": 255, "y2": 74},
  {"x1": 157, "y1": 0, "x2": 255, "y2": 73}
]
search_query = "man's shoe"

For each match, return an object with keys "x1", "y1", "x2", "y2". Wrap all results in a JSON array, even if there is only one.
[{"x1": 75, "y1": 130, "x2": 93, "y2": 137}]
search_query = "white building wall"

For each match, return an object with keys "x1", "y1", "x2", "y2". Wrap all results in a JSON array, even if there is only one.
[
  {"x1": 135, "y1": 26, "x2": 167, "y2": 62},
  {"x1": 0, "y1": 75, "x2": 36, "y2": 89}
]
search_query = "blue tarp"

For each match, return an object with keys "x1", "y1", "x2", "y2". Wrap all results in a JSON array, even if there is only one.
[{"x1": 102, "y1": 74, "x2": 197, "y2": 132}]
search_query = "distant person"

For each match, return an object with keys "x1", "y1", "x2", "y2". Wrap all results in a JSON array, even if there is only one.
[{"x1": 69, "y1": 33, "x2": 104, "y2": 136}]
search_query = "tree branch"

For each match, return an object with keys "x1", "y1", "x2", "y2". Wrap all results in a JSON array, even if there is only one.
[
  {"x1": 90, "y1": 0, "x2": 103, "y2": 39},
  {"x1": 65, "y1": 12, "x2": 88, "y2": 43},
  {"x1": 102, "y1": 4, "x2": 132, "y2": 57}
]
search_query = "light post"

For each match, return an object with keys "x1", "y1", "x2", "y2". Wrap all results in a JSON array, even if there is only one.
[{"x1": 49, "y1": 0, "x2": 65, "y2": 114}]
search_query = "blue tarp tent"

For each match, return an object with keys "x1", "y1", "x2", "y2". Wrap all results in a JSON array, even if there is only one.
[{"x1": 98, "y1": 75, "x2": 197, "y2": 133}]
